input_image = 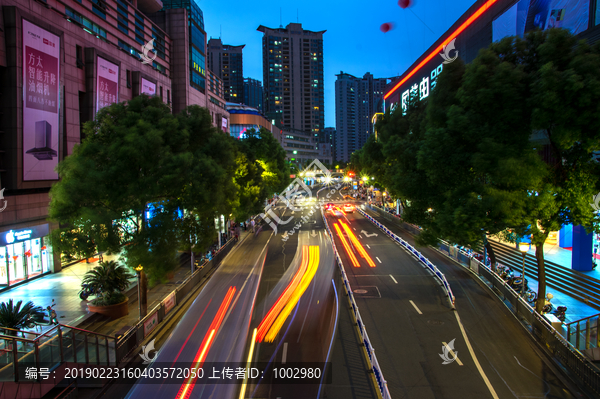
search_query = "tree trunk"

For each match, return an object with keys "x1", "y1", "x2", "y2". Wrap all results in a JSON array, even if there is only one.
[
  {"x1": 484, "y1": 240, "x2": 497, "y2": 272},
  {"x1": 140, "y1": 270, "x2": 148, "y2": 317},
  {"x1": 534, "y1": 236, "x2": 548, "y2": 313},
  {"x1": 191, "y1": 249, "x2": 196, "y2": 274}
]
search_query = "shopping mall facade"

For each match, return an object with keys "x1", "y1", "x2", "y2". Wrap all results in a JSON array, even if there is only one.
[
  {"x1": 0, "y1": 0, "x2": 229, "y2": 288},
  {"x1": 383, "y1": 0, "x2": 600, "y2": 271}
]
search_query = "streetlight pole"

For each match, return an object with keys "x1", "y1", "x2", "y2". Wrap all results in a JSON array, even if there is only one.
[
  {"x1": 518, "y1": 243, "x2": 530, "y2": 297},
  {"x1": 135, "y1": 264, "x2": 143, "y2": 320}
]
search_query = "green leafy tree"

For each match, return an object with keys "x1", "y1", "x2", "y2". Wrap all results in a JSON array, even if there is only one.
[
  {"x1": 232, "y1": 128, "x2": 290, "y2": 221},
  {"x1": 375, "y1": 29, "x2": 600, "y2": 312},
  {"x1": 504, "y1": 30, "x2": 600, "y2": 310},
  {"x1": 49, "y1": 95, "x2": 237, "y2": 284},
  {"x1": 416, "y1": 47, "x2": 542, "y2": 268}
]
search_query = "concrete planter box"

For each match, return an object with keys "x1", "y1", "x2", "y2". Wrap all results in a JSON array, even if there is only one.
[{"x1": 88, "y1": 297, "x2": 129, "y2": 319}]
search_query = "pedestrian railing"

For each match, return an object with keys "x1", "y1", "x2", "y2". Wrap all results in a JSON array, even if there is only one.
[
  {"x1": 0, "y1": 324, "x2": 116, "y2": 382},
  {"x1": 566, "y1": 314, "x2": 600, "y2": 353},
  {"x1": 364, "y1": 204, "x2": 600, "y2": 397},
  {"x1": 358, "y1": 206, "x2": 456, "y2": 308},
  {"x1": 0, "y1": 238, "x2": 239, "y2": 387},
  {"x1": 321, "y1": 207, "x2": 392, "y2": 399}
]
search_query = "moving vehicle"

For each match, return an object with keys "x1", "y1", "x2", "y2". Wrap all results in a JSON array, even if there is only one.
[
  {"x1": 325, "y1": 203, "x2": 335, "y2": 210},
  {"x1": 343, "y1": 203, "x2": 355, "y2": 213}
]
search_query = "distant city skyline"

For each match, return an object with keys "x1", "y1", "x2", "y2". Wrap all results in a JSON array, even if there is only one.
[{"x1": 200, "y1": 0, "x2": 477, "y2": 128}]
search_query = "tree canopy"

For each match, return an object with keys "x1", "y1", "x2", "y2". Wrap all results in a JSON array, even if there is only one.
[
  {"x1": 357, "y1": 28, "x2": 600, "y2": 311},
  {"x1": 50, "y1": 96, "x2": 236, "y2": 283}
]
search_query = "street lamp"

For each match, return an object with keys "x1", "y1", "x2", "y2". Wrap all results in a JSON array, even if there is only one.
[
  {"x1": 135, "y1": 264, "x2": 143, "y2": 320},
  {"x1": 518, "y1": 242, "x2": 530, "y2": 297}
]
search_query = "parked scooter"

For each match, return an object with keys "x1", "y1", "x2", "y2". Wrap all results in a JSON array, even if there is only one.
[
  {"x1": 542, "y1": 293, "x2": 567, "y2": 321},
  {"x1": 79, "y1": 283, "x2": 98, "y2": 300},
  {"x1": 26, "y1": 299, "x2": 58, "y2": 330}
]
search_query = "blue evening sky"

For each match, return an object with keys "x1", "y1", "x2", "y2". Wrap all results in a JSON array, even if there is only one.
[{"x1": 200, "y1": 0, "x2": 477, "y2": 128}]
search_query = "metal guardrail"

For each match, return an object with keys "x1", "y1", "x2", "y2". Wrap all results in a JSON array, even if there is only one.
[
  {"x1": 365, "y1": 204, "x2": 600, "y2": 396},
  {"x1": 358, "y1": 206, "x2": 456, "y2": 308},
  {"x1": 320, "y1": 207, "x2": 392, "y2": 399}
]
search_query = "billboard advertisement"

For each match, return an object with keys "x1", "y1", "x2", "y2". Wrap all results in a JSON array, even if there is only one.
[
  {"x1": 141, "y1": 77, "x2": 156, "y2": 96},
  {"x1": 96, "y1": 56, "x2": 119, "y2": 113},
  {"x1": 22, "y1": 19, "x2": 60, "y2": 181}
]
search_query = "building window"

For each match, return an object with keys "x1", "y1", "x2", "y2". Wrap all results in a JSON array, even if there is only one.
[
  {"x1": 126, "y1": 70, "x2": 131, "y2": 88},
  {"x1": 66, "y1": 7, "x2": 107, "y2": 39},
  {"x1": 167, "y1": 89, "x2": 171, "y2": 105},
  {"x1": 160, "y1": 86, "x2": 163, "y2": 101},
  {"x1": 91, "y1": 0, "x2": 107, "y2": 20}
]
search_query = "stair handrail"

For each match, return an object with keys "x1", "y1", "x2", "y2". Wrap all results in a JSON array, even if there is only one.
[{"x1": 565, "y1": 313, "x2": 600, "y2": 328}]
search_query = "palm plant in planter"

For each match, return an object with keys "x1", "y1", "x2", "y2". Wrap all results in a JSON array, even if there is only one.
[
  {"x1": 0, "y1": 299, "x2": 45, "y2": 335},
  {"x1": 82, "y1": 260, "x2": 134, "y2": 318}
]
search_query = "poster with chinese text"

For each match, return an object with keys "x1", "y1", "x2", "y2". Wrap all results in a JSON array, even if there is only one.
[
  {"x1": 22, "y1": 19, "x2": 60, "y2": 181},
  {"x1": 96, "y1": 56, "x2": 119, "y2": 113},
  {"x1": 141, "y1": 78, "x2": 156, "y2": 96}
]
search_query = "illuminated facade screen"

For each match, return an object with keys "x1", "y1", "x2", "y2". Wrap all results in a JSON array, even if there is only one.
[
  {"x1": 385, "y1": 0, "x2": 595, "y2": 111},
  {"x1": 493, "y1": 0, "x2": 590, "y2": 42}
]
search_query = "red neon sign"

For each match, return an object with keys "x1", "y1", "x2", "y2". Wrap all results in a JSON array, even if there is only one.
[{"x1": 384, "y1": 0, "x2": 499, "y2": 100}]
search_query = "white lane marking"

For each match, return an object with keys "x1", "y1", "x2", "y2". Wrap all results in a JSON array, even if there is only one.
[
  {"x1": 376, "y1": 257, "x2": 382, "y2": 263},
  {"x1": 353, "y1": 228, "x2": 356, "y2": 231},
  {"x1": 282, "y1": 342, "x2": 288, "y2": 364},
  {"x1": 454, "y1": 311, "x2": 499, "y2": 398},
  {"x1": 442, "y1": 341, "x2": 463, "y2": 366},
  {"x1": 359, "y1": 235, "x2": 363, "y2": 239},
  {"x1": 409, "y1": 300, "x2": 422, "y2": 314},
  {"x1": 390, "y1": 275, "x2": 398, "y2": 284},
  {"x1": 366, "y1": 244, "x2": 371, "y2": 249}
]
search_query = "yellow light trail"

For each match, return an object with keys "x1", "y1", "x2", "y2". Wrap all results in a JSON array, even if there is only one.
[
  {"x1": 256, "y1": 246, "x2": 309, "y2": 342},
  {"x1": 340, "y1": 222, "x2": 376, "y2": 267},
  {"x1": 239, "y1": 328, "x2": 257, "y2": 399},
  {"x1": 264, "y1": 246, "x2": 320, "y2": 343},
  {"x1": 334, "y1": 223, "x2": 360, "y2": 267}
]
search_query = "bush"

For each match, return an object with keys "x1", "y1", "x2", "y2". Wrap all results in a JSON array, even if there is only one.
[
  {"x1": 0, "y1": 299, "x2": 45, "y2": 333},
  {"x1": 82, "y1": 260, "x2": 134, "y2": 306}
]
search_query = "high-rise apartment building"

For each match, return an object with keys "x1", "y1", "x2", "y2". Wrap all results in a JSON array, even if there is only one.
[
  {"x1": 207, "y1": 38, "x2": 244, "y2": 103},
  {"x1": 150, "y1": 0, "x2": 229, "y2": 127},
  {"x1": 321, "y1": 127, "x2": 336, "y2": 163},
  {"x1": 335, "y1": 72, "x2": 388, "y2": 162},
  {"x1": 257, "y1": 23, "x2": 325, "y2": 138},
  {"x1": 243, "y1": 78, "x2": 264, "y2": 112}
]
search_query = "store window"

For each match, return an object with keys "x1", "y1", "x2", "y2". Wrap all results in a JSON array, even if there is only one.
[{"x1": 0, "y1": 224, "x2": 52, "y2": 287}]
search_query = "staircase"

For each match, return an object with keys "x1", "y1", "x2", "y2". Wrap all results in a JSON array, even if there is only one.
[
  {"x1": 0, "y1": 324, "x2": 117, "y2": 398},
  {"x1": 566, "y1": 314, "x2": 600, "y2": 361},
  {"x1": 486, "y1": 241, "x2": 600, "y2": 310}
]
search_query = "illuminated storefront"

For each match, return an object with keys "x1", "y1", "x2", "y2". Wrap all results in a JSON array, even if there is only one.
[{"x1": 0, "y1": 224, "x2": 52, "y2": 287}]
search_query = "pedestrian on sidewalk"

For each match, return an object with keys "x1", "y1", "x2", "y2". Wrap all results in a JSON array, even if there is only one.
[{"x1": 251, "y1": 219, "x2": 256, "y2": 233}]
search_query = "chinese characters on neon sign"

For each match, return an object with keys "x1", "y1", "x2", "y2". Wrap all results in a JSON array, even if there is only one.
[{"x1": 399, "y1": 63, "x2": 444, "y2": 114}]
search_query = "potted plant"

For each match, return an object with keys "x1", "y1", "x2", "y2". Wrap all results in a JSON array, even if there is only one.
[
  {"x1": 83, "y1": 260, "x2": 134, "y2": 319},
  {"x1": 0, "y1": 299, "x2": 45, "y2": 335}
]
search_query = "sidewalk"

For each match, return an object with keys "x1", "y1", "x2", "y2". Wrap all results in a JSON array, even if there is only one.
[
  {"x1": 489, "y1": 235, "x2": 600, "y2": 281},
  {"x1": 0, "y1": 252, "x2": 122, "y2": 328},
  {"x1": 0, "y1": 233, "x2": 248, "y2": 337}
]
